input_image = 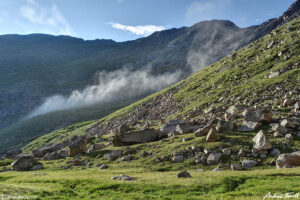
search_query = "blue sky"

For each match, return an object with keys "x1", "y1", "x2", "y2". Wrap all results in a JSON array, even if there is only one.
[{"x1": 0, "y1": 0, "x2": 295, "y2": 41}]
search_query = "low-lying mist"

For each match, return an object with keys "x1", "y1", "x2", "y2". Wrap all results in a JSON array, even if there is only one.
[{"x1": 27, "y1": 66, "x2": 182, "y2": 119}]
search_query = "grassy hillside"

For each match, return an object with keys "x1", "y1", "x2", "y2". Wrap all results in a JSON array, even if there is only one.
[
  {"x1": 0, "y1": 166, "x2": 300, "y2": 199},
  {"x1": 0, "y1": 10, "x2": 300, "y2": 200}
]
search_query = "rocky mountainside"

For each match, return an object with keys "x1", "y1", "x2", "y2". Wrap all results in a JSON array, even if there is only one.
[
  {"x1": 1, "y1": 0, "x2": 299, "y2": 132},
  {"x1": 8, "y1": 15, "x2": 299, "y2": 174},
  {"x1": 0, "y1": 0, "x2": 299, "y2": 154}
]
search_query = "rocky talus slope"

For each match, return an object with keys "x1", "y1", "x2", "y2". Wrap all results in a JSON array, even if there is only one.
[{"x1": 1, "y1": 16, "x2": 299, "y2": 173}]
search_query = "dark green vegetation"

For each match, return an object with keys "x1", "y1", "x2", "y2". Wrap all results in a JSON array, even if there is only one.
[{"x1": 1, "y1": 1, "x2": 299, "y2": 153}]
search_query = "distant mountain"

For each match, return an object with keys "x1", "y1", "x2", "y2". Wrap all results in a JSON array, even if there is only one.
[{"x1": 0, "y1": 0, "x2": 299, "y2": 152}]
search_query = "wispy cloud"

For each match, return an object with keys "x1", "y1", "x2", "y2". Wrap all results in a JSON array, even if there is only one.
[
  {"x1": 27, "y1": 66, "x2": 181, "y2": 118},
  {"x1": 19, "y1": 0, "x2": 74, "y2": 36},
  {"x1": 185, "y1": 0, "x2": 232, "y2": 23},
  {"x1": 109, "y1": 22, "x2": 166, "y2": 36},
  {"x1": 117, "y1": 0, "x2": 125, "y2": 3}
]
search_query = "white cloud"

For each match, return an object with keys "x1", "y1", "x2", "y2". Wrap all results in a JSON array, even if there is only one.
[
  {"x1": 117, "y1": 0, "x2": 125, "y2": 3},
  {"x1": 19, "y1": 0, "x2": 74, "y2": 36},
  {"x1": 185, "y1": 0, "x2": 232, "y2": 23},
  {"x1": 109, "y1": 22, "x2": 166, "y2": 36},
  {"x1": 27, "y1": 66, "x2": 181, "y2": 118}
]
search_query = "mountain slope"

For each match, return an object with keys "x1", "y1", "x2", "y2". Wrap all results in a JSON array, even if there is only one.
[
  {"x1": 1, "y1": 0, "x2": 299, "y2": 128},
  {"x1": 0, "y1": 0, "x2": 299, "y2": 153},
  {"x1": 24, "y1": 15, "x2": 300, "y2": 157}
]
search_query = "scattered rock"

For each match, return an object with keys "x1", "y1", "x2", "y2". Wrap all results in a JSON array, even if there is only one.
[
  {"x1": 226, "y1": 105, "x2": 246, "y2": 115},
  {"x1": 68, "y1": 136, "x2": 87, "y2": 157},
  {"x1": 177, "y1": 170, "x2": 191, "y2": 178},
  {"x1": 98, "y1": 164, "x2": 108, "y2": 170},
  {"x1": 270, "y1": 148, "x2": 281, "y2": 156},
  {"x1": 241, "y1": 160, "x2": 257, "y2": 169},
  {"x1": 271, "y1": 124, "x2": 287, "y2": 134},
  {"x1": 104, "y1": 150, "x2": 122, "y2": 161},
  {"x1": 231, "y1": 163, "x2": 242, "y2": 170},
  {"x1": 206, "y1": 128, "x2": 220, "y2": 142},
  {"x1": 120, "y1": 154, "x2": 132, "y2": 161},
  {"x1": 268, "y1": 71, "x2": 280, "y2": 79},
  {"x1": 207, "y1": 153, "x2": 222, "y2": 165},
  {"x1": 195, "y1": 125, "x2": 213, "y2": 137},
  {"x1": 238, "y1": 121, "x2": 262, "y2": 132},
  {"x1": 87, "y1": 143, "x2": 106, "y2": 153},
  {"x1": 112, "y1": 128, "x2": 159, "y2": 146},
  {"x1": 282, "y1": 99, "x2": 295, "y2": 107},
  {"x1": 253, "y1": 130, "x2": 272, "y2": 151},
  {"x1": 112, "y1": 175, "x2": 133, "y2": 181},
  {"x1": 244, "y1": 109, "x2": 273, "y2": 123},
  {"x1": 194, "y1": 156, "x2": 206, "y2": 164},
  {"x1": 285, "y1": 134, "x2": 294, "y2": 141},
  {"x1": 160, "y1": 120, "x2": 184, "y2": 134},
  {"x1": 216, "y1": 120, "x2": 234, "y2": 132},
  {"x1": 176, "y1": 123, "x2": 193, "y2": 134},
  {"x1": 222, "y1": 149, "x2": 231, "y2": 156}
]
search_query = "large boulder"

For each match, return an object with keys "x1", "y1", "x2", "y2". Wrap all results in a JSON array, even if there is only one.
[
  {"x1": 244, "y1": 109, "x2": 273, "y2": 123},
  {"x1": 276, "y1": 152, "x2": 300, "y2": 168},
  {"x1": 68, "y1": 136, "x2": 87, "y2": 157},
  {"x1": 238, "y1": 121, "x2": 262, "y2": 132},
  {"x1": 253, "y1": 130, "x2": 272, "y2": 151},
  {"x1": 11, "y1": 154, "x2": 42, "y2": 171},
  {"x1": 112, "y1": 128, "x2": 159, "y2": 146}
]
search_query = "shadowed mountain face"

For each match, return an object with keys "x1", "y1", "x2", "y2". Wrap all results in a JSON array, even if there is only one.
[{"x1": 0, "y1": 1, "x2": 299, "y2": 148}]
